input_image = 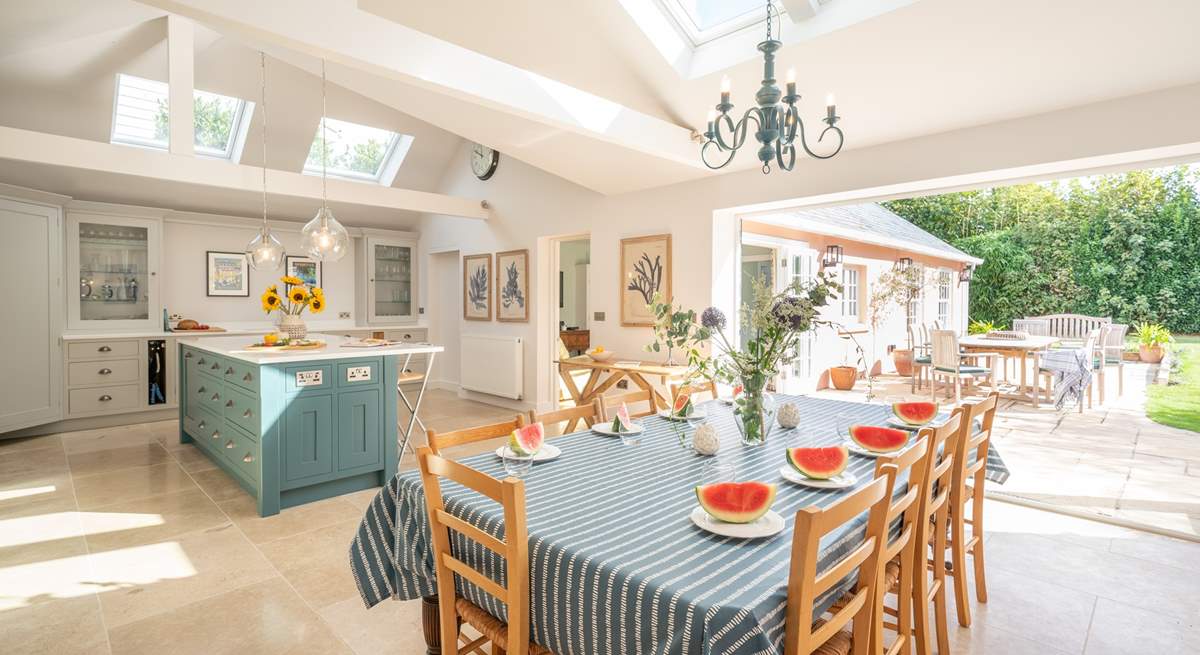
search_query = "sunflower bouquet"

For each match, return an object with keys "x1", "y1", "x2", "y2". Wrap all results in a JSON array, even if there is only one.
[{"x1": 261, "y1": 276, "x2": 326, "y2": 316}]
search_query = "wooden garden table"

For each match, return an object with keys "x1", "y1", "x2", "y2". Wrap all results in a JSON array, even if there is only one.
[
  {"x1": 959, "y1": 334, "x2": 1060, "y2": 407},
  {"x1": 555, "y1": 355, "x2": 689, "y2": 408}
]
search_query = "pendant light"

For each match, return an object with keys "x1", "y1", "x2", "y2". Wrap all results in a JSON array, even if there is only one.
[
  {"x1": 246, "y1": 51, "x2": 285, "y2": 270},
  {"x1": 300, "y1": 59, "x2": 350, "y2": 262}
]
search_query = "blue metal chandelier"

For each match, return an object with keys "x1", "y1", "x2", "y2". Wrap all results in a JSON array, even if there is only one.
[{"x1": 701, "y1": 1, "x2": 844, "y2": 174}]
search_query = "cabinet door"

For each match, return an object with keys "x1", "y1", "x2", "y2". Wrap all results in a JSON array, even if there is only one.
[
  {"x1": 367, "y1": 238, "x2": 417, "y2": 323},
  {"x1": 337, "y1": 389, "x2": 381, "y2": 471},
  {"x1": 283, "y1": 395, "x2": 334, "y2": 482},
  {"x1": 66, "y1": 212, "x2": 161, "y2": 330},
  {"x1": 0, "y1": 198, "x2": 63, "y2": 432}
]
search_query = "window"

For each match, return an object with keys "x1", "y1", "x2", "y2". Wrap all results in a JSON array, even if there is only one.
[
  {"x1": 304, "y1": 117, "x2": 413, "y2": 185},
  {"x1": 110, "y1": 74, "x2": 254, "y2": 161},
  {"x1": 660, "y1": 0, "x2": 776, "y2": 45},
  {"x1": 841, "y1": 267, "x2": 860, "y2": 320},
  {"x1": 937, "y1": 270, "x2": 952, "y2": 327},
  {"x1": 907, "y1": 285, "x2": 923, "y2": 327}
]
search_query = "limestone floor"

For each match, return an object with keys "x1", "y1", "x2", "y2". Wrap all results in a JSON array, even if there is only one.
[
  {"x1": 814, "y1": 362, "x2": 1200, "y2": 539},
  {"x1": 2, "y1": 389, "x2": 1198, "y2": 654}
]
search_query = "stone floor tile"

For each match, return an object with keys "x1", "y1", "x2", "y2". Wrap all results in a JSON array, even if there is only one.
[
  {"x1": 72, "y1": 462, "x2": 197, "y2": 510},
  {"x1": 0, "y1": 593, "x2": 110, "y2": 655},
  {"x1": 67, "y1": 442, "x2": 171, "y2": 477},
  {"x1": 81, "y1": 489, "x2": 229, "y2": 551}
]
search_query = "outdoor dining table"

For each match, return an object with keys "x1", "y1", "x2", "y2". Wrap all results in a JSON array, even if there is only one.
[
  {"x1": 556, "y1": 355, "x2": 689, "y2": 409},
  {"x1": 349, "y1": 394, "x2": 1009, "y2": 655},
  {"x1": 959, "y1": 334, "x2": 1061, "y2": 407}
]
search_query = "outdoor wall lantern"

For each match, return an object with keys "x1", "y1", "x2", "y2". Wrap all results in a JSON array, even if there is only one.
[
  {"x1": 821, "y1": 244, "x2": 844, "y2": 269},
  {"x1": 896, "y1": 257, "x2": 913, "y2": 270},
  {"x1": 959, "y1": 262, "x2": 976, "y2": 283}
]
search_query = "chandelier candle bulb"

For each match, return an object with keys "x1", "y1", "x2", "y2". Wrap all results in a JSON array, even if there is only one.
[
  {"x1": 720, "y1": 77, "x2": 731, "y2": 105},
  {"x1": 786, "y1": 68, "x2": 796, "y2": 97}
]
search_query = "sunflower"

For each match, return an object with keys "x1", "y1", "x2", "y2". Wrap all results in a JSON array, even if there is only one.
[
  {"x1": 266, "y1": 284, "x2": 278, "y2": 294},
  {"x1": 288, "y1": 287, "x2": 309, "y2": 304},
  {"x1": 281, "y1": 275, "x2": 303, "y2": 286},
  {"x1": 308, "y1": 296, "x2": 325, "y2": 314},
  {"x1": 310, "y1": 286, "x2": 324, "y2": 299},
  {"x1": 261, "y1": 291, "x2": 282, "y2": 313}
]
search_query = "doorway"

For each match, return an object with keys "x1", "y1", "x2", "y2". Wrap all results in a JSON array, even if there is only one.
[
  {"x1": 557, "y1": 238, "x2": 590, "y2": 355},
  {"x1": 740, "y1": 234, "x2": 820, "y2": 394},
  {"x1": 429, "y1": 250, "x2": 461, "y2": 390}
]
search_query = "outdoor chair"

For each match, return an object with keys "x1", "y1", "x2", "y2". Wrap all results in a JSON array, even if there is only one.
[
  {"x1": 908, "y1": 323, "x2": 934, "y2": 393},
  {"x1": 1103, "y1": 323, "x2": 1129, "y2": 396},
  {"x1": 930, "y1": 330, "x2": 993, "y2": 402},
  {"x1": 1038, "y1": 327, "x2": 1107, "y2": 412}
]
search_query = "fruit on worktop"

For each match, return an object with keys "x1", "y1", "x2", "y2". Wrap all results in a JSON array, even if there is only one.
[
  {"x1": 786, "y1": 446, "x2": 849, "y2": 479},
  {"x1": 849, "y1": 425, "x2": 910, "y2": 453},
  {"x1": 892, "y1": 401, "x2": 939, "y2": 426},
  {"x1": 695, "y1": 481, "x2": 775, "y2": 523},
  {"x1": 263, "y1": 333, "x2": 279, "y2": 346},
  {"x1": 508, "y1": 422, "x2": 545, "y2": 456}
]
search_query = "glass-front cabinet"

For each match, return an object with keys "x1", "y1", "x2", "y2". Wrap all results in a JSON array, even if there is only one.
[
  {"x1": 66, "y1": 211, "x2": 161, "y2": 331},
  {"x1": 360, "y1": 234, "x2": 418, "y2": 324}
]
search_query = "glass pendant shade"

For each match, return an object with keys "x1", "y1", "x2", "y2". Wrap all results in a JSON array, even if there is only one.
[
  {"x1": 246, "y1": 226, "x2": 286, "y2": 270},
  {"x1": 301, "y1": 206, "x2": 349, "y2": 262}
]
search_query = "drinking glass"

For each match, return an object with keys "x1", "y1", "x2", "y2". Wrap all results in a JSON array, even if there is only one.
[
  {"x1": 700, "y1": 460, "x2": 736, "y2": 486},
  {"x1": 502, "y1": 451, "x2": 534, "y2": 479},
  {"x1": 835, "y1": 412, "x2": 856, "y2": 440},
  {"x1": 619, "y1": 426, "x2": 643, "y2": 447}
]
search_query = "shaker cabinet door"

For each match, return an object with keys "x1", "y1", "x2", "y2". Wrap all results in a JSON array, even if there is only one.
[
  {"x1": 337, "y1": 389, "x2": 382, "y2": 471},
  {"x1": 283, "y1": 395, "x2": 334, "y2": 482}
]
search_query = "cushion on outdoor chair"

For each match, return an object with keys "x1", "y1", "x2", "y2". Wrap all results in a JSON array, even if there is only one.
[
  {"x1": 934, "y1": 365, "x2": 989, "y2": 375},
  {"x1": 915, "y1": 355, "x2": 931, "y2": 364}
]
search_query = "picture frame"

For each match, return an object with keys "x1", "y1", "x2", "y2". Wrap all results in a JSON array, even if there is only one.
[
  {"x1": 206, "y1": 251, "x2": 249, "y2": 297},
  {"x1": 495, "y1": 249, "x2": 529, "y2": 322},
  {"x1": 285, "y1": 255, "x2": 322, "y2": 289},
  {"x1": 463, "y1": 253, "x2": 492, "y2": 321},
  {"x1": 620, "y1": 234, "x2": 671, "y2": 326}
]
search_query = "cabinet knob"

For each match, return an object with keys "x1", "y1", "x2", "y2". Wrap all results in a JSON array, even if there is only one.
[
  {"x1": 98, "y1": 368, "x2": 112, "y2": 375},
  {"x1": 243, "y1": 373, "x2": 253, "y2": 383},
  {"x1": 211, "y1": 431, "x2": 220, "y2": 439},
  {"x1": 225, "y1": 400, "x2": 234, "y2": 407},
  {"x1": 210, "y1": 393, "x2": 220, "y2": 402},
  {"x1": 225, "y1": 367, "x2": 234, "y2": 375},
  {"x1": 184, "y1": 352, "x2": 193, "y2": 359},
  {"x1": 98, "y1": 394, "x2": 112, "y2": 402},
  {"x1": 198, "y1": 358, "x2": 207, "y2": 366},
  {"x1": 197, "y1": 386, "x2": 206, "y2": 393},
  {"x1": 242, "y1": 409, "x2": 253, "y2": 419},
  {"x1": 224, "y1": 440, "x2": 235, "y2": 449},
  {"x1": 210, "y1": 362, "x2": 220, "y2": 370},
  {"x1": 98, "y1": 345, "x2": 112, "y2": 352},
  {"x1": 242, "y1": 453, "x2": 255, "y2": 463},
  {"x1": 198, "y1": 420, "x2": 206, "y2": 429}
]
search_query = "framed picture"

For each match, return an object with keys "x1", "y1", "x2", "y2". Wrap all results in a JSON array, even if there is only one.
[
  {"x1": 495, "y1": 249, "x2": 529, "y2": 322},
  {"x1": 285, "y1": 255, "x2": 322, "y2": 289},
  {"x1": 206, "y1": 251, "x2": 249, "y2": 297},
  {"x1": 463, "y1": 253, "x2": 492, "y2": 321},
  {"x1": 620, "y1": 234, "x2": 671, "y2": 326}
]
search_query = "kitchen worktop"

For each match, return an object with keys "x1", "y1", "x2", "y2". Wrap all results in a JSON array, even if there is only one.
[
  {"x1": 62, "y1": 321, "x2": 428, "y2": 341},
  {"x1": 178, "y1": 333, "x2": 443, "y2": 365}
]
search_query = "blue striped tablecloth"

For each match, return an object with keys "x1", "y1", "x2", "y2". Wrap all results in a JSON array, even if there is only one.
[{"x1": 349, "y1": 394, "x2": 1008, "y2": 655}]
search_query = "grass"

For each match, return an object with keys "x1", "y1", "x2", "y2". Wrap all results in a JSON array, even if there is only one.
[{"x1": 1145, "y1": 335, "x2": 1200, "y2": 433}]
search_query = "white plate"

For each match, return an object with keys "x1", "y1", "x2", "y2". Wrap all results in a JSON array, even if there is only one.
[
  {"x1": 779, "y1": 466, "x2": 858, "y2": 489},
  {"x1": 590, "y1": 422, "x2": 644, "y2": 437},
  {"x1": 845, "y1": 440, "x2": 906, "y2": 458},
  {"x1": 689, "y1": 506, "x2": 784, "y2": 539},
  {"x1": 885, "y1": 414, "x2": 948, "y2": 430},
  {"x1": 658, "y1": 409, "x2": 707, "y2": 421},
  {"x1": 494, "y1": 443, "x2": 561, "y2": 462},
  {"x1": 718, "y1": 396, "x2": 737, "y2": 405}
]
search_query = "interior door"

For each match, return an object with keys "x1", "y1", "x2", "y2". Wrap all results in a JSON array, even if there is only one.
[{"x1": 0, "y1": 198, "x2": 62, "y2": 432}]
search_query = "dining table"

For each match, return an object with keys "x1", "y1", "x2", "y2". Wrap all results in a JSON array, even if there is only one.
[
  {"x1": 556, "y1": 355, "x2": 689, "y2": 409},
  {"x1": 958, "y1": 334, "x2": 1061, "y2": 407},
  {"x1": 348, "y1": 394, "x2": 1009, "y2": 655}
]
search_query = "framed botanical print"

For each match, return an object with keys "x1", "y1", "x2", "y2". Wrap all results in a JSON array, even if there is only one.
[
  {"x1": 206, "y1": 251, "x2": 249, "y2": 297},
  {"x1": 620, "y1": 234, "x2": 671, "y2": 326},
  {"x1": 463, "y1": 253, "x2": 492, "y2": 321},
  {"x1": 285, "y1": 255, "x2": 321, "y2": 289},
  {"x1": 495, "y1": 249, "x2": 529, "y2": 322}
]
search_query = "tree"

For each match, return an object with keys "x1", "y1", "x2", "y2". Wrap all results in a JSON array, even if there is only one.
[{"x1": 154, "y1": 96, "x2": 235, "y2": 149}]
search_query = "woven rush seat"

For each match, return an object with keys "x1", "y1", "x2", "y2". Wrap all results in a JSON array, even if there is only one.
[
  {"x1": 827, "y1": 556, "x2": 902, "y2": 613},
  {"x1": 455, "y1": 597, "x2": 554, "y2": 655},
  {"x1": 808, "y1": 619, "x2": 853, "y2": 655}
]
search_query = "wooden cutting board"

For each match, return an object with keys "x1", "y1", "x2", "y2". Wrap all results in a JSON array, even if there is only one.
[{"x1": 171, "y1": 326, "x2": 227, "y2": 333}]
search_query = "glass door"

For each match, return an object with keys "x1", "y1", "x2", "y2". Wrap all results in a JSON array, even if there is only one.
[
  {"x1": 780, "y1": 246, "x2": 819, "y2": 394},
  {"x1": 370, "y1": 241, "x2": 414, "y2": 322},
  {"x1": 67, "y1": 213, "x2": 160, "y2": 330}
]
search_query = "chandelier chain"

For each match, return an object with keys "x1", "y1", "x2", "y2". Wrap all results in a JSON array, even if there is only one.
[{"x1": 259, "y1": 51, "x2": 268, "y2": 229}]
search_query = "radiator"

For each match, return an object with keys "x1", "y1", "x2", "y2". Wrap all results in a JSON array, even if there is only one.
[{"x1": 459, "y1": 335, "x2": 524, "y2": 399}]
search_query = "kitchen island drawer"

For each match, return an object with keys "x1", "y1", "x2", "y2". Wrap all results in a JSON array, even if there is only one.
[
  {"x1": 69, "y1": 384, "x2": 139, "y2": 414},
  {"x1": 219, "y1": 422, "x2": 260, "y2": 483},
  {"x1": 222, "y1": 385, "x2": 260, "y2": 439},
  {"x1": 191, "y1": 377, "x2": 225, "y2": 415},
  {"x1": 68, "y1": 340, "x2": 139, "y2": 360},
  {"x1": 68, "y1": 358, "x2": 139, "y2": 386},
  {"x1": 223, "y1": 358, "x2": 260, "y2": 395}
]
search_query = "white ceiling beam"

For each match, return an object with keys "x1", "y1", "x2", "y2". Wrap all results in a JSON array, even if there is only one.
[
  {"x1": 0, "y1": 126, "x2": 489, "y2": 220},
  {"x1": 781, "y1": 0, "x2": 823, "y2": 20},
  {"x1": 166, "y1": 15, "x2": 195, "y2": 156}
]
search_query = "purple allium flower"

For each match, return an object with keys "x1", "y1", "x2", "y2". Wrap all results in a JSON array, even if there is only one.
[
  {"x1": 700, "y1": 307, "x2": 727, "y2": 330},
  {"x1": 771, "y1": 296, "x2": 813, "y2": 332}
]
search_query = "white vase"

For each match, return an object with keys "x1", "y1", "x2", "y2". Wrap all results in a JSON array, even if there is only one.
[{"x1": 279, "y1": 314, "x2": 307, "y2": 341}]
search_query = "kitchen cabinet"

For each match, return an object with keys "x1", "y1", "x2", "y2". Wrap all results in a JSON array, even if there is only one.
[
  {"x1": 357, "y1": 232, "x2": 419, "y2": 324},
  {"x1": 66, "y1": 209, "x2": 162, "y2": 331}
]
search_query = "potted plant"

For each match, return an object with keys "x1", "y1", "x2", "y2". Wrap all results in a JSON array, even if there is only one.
[
  {"x1": 864, "y1": 266, "x2": 928, "y2": 393},
  {"x1": 261, "y1": 276, "x2": 326, "y2": 340},
  {"x1": 1135, "y1": 322, "x2": 1171, "y2": 363}
]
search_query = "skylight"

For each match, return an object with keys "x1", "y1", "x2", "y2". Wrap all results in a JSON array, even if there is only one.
[
  {"x1": 303, "y1": 117, "x2": 413, "y2": 185},
  {"x1": 110, "y1": 73, "x2": 255, "y2": 161},
  {"x1": 661, "y1": 0, "x2": 773, "y2": 46}
]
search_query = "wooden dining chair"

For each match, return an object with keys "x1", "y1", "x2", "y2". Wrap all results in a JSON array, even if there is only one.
[
  {"x1": 528, "y1": 399, "x2": 603, "y2": 436},
  {"x1": 669, "y1": 380, "x2": 718, "y2": 404},
  {"x1": 784, "y1": 471, "x2": 893, "y2": 655},
  {"x1": 943, "y1": 392, "x2": 999, "y2": 628},
  {"x1": 930, "y1": 330, "x2": 993, "y2": 402},
  {"x1": 913, "y1": 408, "x2": 966, "y2": 655},
  {"x1": 426, "y1": 415, "x2": 526, "y2": 456},
  {"x1": 597, "y1": 388, "x2": 658, "y2": 420},
  {"x1": 829, "y1": 432, "x2": 932, "y2": 655},
  {"x1": 416, "y1": 447, "x2": 551, "y2": 655}
]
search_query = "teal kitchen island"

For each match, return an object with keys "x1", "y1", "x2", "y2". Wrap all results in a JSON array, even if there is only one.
[{"x1": 178, "y1": 334, "x2": 442, "y2": 516}]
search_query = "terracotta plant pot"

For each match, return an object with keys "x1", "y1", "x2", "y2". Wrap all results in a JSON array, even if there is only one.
[
  {"x1": 829, "y1": 366, "x2": 858, "y2": 391},
  {"x1": 1139, "y1": 344, "x2": 1165, "y2": 364},
  {"x1": 892, "y1": 348, "x2": 914, "y2": 377}
]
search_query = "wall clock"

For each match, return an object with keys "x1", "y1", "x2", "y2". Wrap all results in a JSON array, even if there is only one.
[{"x1": 470, "y1": 142, "x2": 499, "y2": 181}]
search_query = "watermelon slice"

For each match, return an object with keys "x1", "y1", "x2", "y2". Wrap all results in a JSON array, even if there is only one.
[
  {"x1": 508, "y1": 422, "x2": 545, "y2": 456},
  {"x1": 611, "y1": 403, "x2": 633, "y2": 433},
  {"x1": 892, "y1": 401, "x2": 939, "y2": 426},
  {"x1": 672, "y1": 392, "x2": 693, "y2": 417},
  {"x1": 849, "y1": 425, "x2": 909, "y2": 453},
  {"x1": 786, "y1": 446, "x2": 849, "y2": 479},
  {"x1": 695, "y1": 481, "x2": 776, "y2": 524}
]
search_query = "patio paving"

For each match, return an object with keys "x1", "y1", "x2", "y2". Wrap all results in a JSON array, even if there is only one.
[{"x1": 811, "y1": 361, "x2": 1200, "y2": 540}]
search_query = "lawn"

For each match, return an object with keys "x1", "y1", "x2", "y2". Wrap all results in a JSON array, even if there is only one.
[{"x1": 1145, "y1": 335, "x2": 1200, "y2": 433}]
